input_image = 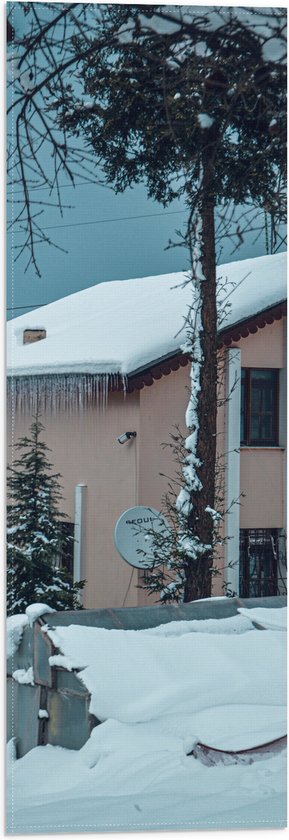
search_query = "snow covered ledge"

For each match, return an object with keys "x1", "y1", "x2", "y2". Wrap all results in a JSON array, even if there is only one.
[{"x1": 225, "y1": 348, "x2": 241, "y2": 595}]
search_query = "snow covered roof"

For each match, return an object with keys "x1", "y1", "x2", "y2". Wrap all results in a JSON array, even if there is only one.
[{"x1": 7, "y1": 252, "x2": 286, "y2": 380}]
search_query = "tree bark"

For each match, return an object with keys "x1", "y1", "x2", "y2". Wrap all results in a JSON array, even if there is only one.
[{"x1": 184, "y1": 158, "x2": 217, "y2": 601}]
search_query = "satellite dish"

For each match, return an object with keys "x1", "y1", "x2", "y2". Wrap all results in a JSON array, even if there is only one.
[{"x1": 114, "y1": 506, "x2": 170, "y2": 569}]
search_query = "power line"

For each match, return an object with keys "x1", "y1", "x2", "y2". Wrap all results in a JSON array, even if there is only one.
[
  {"x1": 8, "y1": 180, "x2": 111, "y2": 196},
  {"x1": 11, "y1": 208, "x2": 187, "y2": 234},
  {"x1": 7, "y1": 304, "x2": 47, "y2": 311}
]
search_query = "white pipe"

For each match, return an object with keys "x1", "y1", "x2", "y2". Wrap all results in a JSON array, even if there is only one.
[
  {"x1": 225, "y1": 348, "x2": 241, "y2": 595},
  {"x1": 73, "y1": 484, "x2": 87, "y2": 591}
]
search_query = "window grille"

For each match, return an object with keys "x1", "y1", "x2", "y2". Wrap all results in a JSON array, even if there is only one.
[
  {"x1": 239, "y1": 528, "x2": 286, "y2": 597},
  {"x1": 55, "y1": 521, "x2": 75, "y2": 576}
]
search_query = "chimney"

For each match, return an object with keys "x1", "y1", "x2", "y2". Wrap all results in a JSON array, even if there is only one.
[{"x1": 23, "y1": 329, "x2": 46, "y2": 345}]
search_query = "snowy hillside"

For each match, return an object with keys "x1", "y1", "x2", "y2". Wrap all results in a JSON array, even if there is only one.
[
  {"x1": 7, "y1": 606, "x2": 287, "y2": 833},
  {"x1": 7, "y1": 251, "x2": 286, "y2": 378}
]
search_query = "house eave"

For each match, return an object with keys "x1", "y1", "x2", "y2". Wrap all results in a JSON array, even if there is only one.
[
  {"x1": 7, "y1": 300, "x2": 287, "y2": 399},
  {"x1": 218, "y1": 299, "x2": 287, "y2": 347},
  {"x1": 126, "y1": 300, "x2": 287, "y2": 393}
]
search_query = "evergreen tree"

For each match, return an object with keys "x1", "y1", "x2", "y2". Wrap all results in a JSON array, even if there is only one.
[
  {"x1": 7, "y1": 412, "x2": 85, "y2": 615},
  {"x1": 60, "y1": 5, "x2": 286, "y2": 601}
]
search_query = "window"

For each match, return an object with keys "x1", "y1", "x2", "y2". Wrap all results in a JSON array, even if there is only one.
[
  {"x1": 241, "y1": 368, "x2": 278, "y2": 446},
  {"x1": 56, "y1": 521, "x2": 75, "y2": 576},
  {"x1": 239, "y1": 528, "x2": 284, "y2": 598}
]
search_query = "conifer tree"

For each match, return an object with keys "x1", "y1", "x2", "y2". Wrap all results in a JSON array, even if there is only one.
[
  {"x1": 7, "y1": 412, "x2": 85, "y2": 615},
  {"x1": 60, "y1": 5, "x2": 286, "y2": 601}
]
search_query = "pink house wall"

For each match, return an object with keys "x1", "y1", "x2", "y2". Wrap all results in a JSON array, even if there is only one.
[
  {"x1": 139, "y1": 367, "x2": 188, "y2": 509},
  {"x1": 236, "y1": 320, "x2": 284, "y2": 368},
  {"x1": 8, "y1": 392, "x2": 141, "y2": 609},
  {"x1": 237, "y1": 319, "x2": 286, "y2": 529},
  {"x1": 7, "y1": 317, "x2": 286, "y2": 608},
  {"x1": 240, "y1": 449, "x2": 285, "y2": 528}
]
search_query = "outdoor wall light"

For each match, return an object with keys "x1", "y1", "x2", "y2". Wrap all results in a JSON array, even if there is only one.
[{"x1": 117, "y1": 431, "x2": 137, "y2": 445}]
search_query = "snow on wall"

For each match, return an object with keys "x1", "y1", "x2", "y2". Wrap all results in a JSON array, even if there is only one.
[
  {"x1": 7, "y1": 614, "x2": 28, "y2": 658},
  {"x1": 25, "y1": 603, "x2": 56, "y2": 626},
  {"x1": 7, "y1": 252, "x2": 286, "y2": 380},
  {"x1": 7, "y1": 605, "x2": 56, "y2": 660},
  {"x1": 45, "y1": 616, "x2": 286, "y2": 726},
  {"x1": 238, "y1": 607, "x2": 287, "y2": 632},
  {"x1": 12, "y1": 666, "x2": 34, "y2": 686}
]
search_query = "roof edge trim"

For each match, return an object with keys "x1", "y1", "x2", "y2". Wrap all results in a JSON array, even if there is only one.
[{"x1": 127, "y1": 300, "x2": 287, "y2": 392}]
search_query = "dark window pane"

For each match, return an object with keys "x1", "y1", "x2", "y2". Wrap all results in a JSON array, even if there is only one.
[
  {"x1": 240, "y1": 370, "x2": 247, "y2": 444},
  {"x1": 251, "y1": 414, "x2": 260, "y2": 439},
  {"x1": 239, "y1": 528, "x2": 279, "y2": 597},
  {"x1": 263, "y1": 415, "x2": 273, "y2": 439},
  {"x1": 251, "y1": 388, "x2": 262, "y2": 412},
  {"x1": 251, "y1": 413, "x2": 273, "y2": 441},
  {"x1": 264, "y1": 390, "x2": 273, "y2": 411},
  {"x1": 241, "y1": 368, "x2": 278, "y2": 446},
  {"x1": 57, "y1": 521, "x2": 74, "y2": 575},
  {"x1": 251, "y1": 370, "x2": 275, "y2": 381}
]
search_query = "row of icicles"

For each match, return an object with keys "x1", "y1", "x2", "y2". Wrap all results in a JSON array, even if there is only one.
[{"x1": 7, "y1": 373, "x2": 128, "y2": 413}]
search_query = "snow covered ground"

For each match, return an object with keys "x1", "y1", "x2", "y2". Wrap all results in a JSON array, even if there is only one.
[{"x1": 7, "y1": 607, "x2": 287, "y2": 834}]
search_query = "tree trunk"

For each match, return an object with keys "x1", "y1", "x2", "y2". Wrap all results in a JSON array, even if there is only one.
[{"x1": 184, "y1": 159, "x2": 217, "y2": 601}]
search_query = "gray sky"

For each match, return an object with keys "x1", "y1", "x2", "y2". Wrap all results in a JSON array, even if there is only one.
[
  {"x1": 8, "y1": 177, "x2": 286, "y2": 321},
  {"x1": 7, "y1": 2, "x2": 286, "y2": 321},
  {"x1": 7, "y1": 180, "x2": 187, "y2": 318}
]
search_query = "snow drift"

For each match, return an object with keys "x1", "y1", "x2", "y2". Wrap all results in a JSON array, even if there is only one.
[
  {"x1": 45, "y1": 610, "x2": 286, "y2": 736},
  {"x1": 7, "y1": 607, "x2": 287, "y2": 832}
]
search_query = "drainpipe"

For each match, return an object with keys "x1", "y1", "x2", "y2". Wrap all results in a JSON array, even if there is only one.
[
  {"x1": 225, "y1": 348, "x2": 241, "y2": 595},
  {"x1": 73, "y1": 484, "x2": 87, "y2": 594}
]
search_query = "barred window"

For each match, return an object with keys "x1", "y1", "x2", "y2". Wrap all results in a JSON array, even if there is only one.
[
  {"x1": 241, "y1": 369, "x2": 278, "y2": 446},
  {"x1": 239, "y1": 528, "x2": 286, "y2": 598},
  {"x1": 56, "y1": 521, "x2": 74, "y2": 576}
]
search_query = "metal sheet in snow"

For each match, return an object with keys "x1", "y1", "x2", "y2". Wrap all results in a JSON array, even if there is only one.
[
  {"x1": 13, "y1": 682, "x2": 41, "y2": 758},
  {"x1": 39, "y1": 596, "x2": 243, "y2": 632},
  {"x1": 39, "y1": 596, "x2": 286, "y2": 633},
  {"x1": 7, "y1": 596, "x2": 286, "y2": 758},
  {"x1": 33, "y1": 620, "x2": 55, "y2": 687},
  {"x1": 7, "y1": 677, "x2": 13, "y2": 743},
  {"x1": 7, "y1": 624, "x2": 34, "y2": 678},
  {"x1": 46, "y1": 689, "x2": 94, "y2": 751}
]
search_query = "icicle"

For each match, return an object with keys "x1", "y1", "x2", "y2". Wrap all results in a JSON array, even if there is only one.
[
  {"x1": 121, "y1": 374, "x2": 128, "y2": 399},
  {"x1": 102, "y1": 373, "x2": 109, "y2": 412},
  {"x1": 7, "y1": 371, "x2": 129, "y2": 414}
]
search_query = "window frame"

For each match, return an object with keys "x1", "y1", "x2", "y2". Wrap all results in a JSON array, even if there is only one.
[
  {"x1": 241, "y1": 367, "x2": 279, "y2": 447},
  {"x1": 55, "y1": 521, "x2": 75, "y2": 576},
  {"x1": 239, "y1": 527, "x2": 280, "y2": 598}
]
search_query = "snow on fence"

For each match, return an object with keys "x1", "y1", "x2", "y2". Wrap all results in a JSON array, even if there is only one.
[{"x1": 7, "y1": 595, "x2": 286, "y2": 758}]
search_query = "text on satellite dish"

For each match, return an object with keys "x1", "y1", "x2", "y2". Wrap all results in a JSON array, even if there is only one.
[{"x1": 125, "y1": 517, "x2": 157, "y2": 525}]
